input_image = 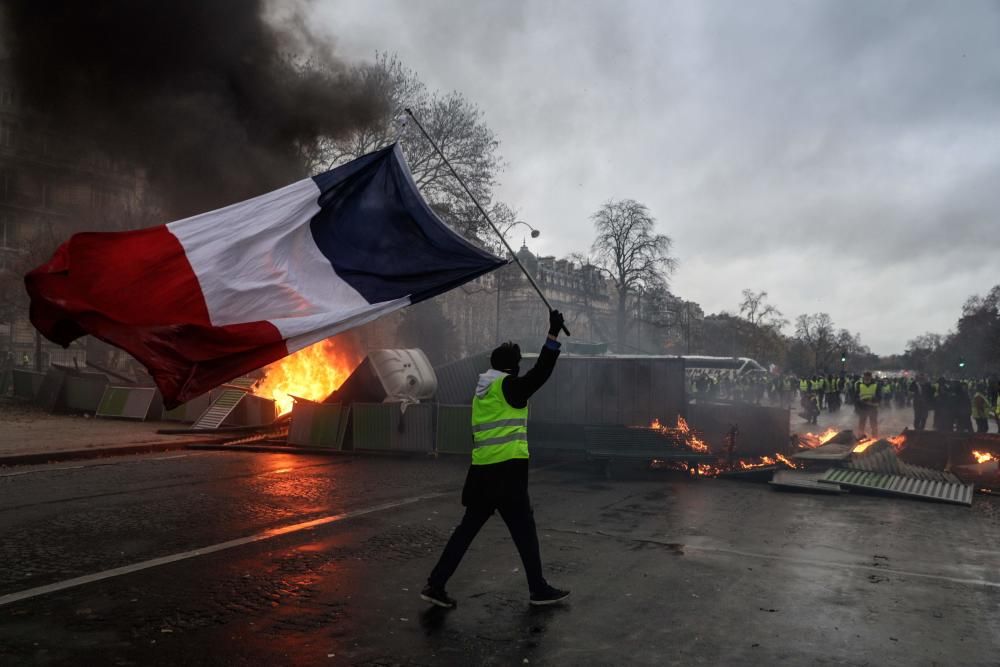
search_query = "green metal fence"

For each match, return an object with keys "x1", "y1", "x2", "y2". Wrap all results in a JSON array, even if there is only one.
[
  {"x1": 435, "y1": 404, "x2": 473, "y2": 455},
  {"x1": 351, "y1": 403, "x2": 435, "y2": 453},
  {"x1": 288, "y1": 403, "x2": 349, "y2": 449}
]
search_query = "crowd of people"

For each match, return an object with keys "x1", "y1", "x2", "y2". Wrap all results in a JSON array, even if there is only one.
[{"x1": 687, "y1": 369, "x2": 1000, "y2": 436}]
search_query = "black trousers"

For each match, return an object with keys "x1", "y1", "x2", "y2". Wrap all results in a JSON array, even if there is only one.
[
  {"x1": 975, "y1": 418, "x2": 989, "y2": 433},
  {"x1": 914, "y1": 406, "x2": 928, "y2": 430},
  {"x1": 428, "y1": 460, "x2": 547, "y2": 593}
]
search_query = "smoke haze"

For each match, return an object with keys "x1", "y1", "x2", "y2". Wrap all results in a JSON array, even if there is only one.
[{"x1": 0, "y1": 0, "x2": 384, "y2": 217}]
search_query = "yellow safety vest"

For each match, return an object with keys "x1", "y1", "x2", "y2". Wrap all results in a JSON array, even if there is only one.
[
  {"x1": 799, "y1": 379, "x2": 809, "y2": 392},
  {"x1": 972, "y1": 393, "x2": 990, "y2": 419},
  {"x1": 858, "y1": 382, "x2": 879, "y2": 406},
  {"x1": 471, "y1": 375, "x2": 529, "y2": 466}
]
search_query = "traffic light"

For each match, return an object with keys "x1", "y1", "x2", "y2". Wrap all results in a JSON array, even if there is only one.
[
  {"x1": 958, "y1": 357, "x2": 966, "y2": 369},
  {"x1": 840, "y1": 349, "x2": 847, "y2": 363}
]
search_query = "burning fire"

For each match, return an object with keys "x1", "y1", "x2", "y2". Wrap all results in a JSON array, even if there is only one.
[
  {"x1": 973, "y1": 450, "x2": 996, "y2": 464},
  {"x1": 852, "y1": 434, "x2": 906, "y2": 454},
  {"x1": 852, "y1": 438, "x2": 876, "y2": 453},
  {"x1": 647, "y1": 416, "x2": 798, "y2": 476},
  {"x1": 253, "y1": 339, "x2": 359, "y2": 415},
  {"x1": 798, "y1": 428, "x2": 839, "y2": 449},
  {"x1": 649, "y1": 416, "x2": 710, "y2": 453},
  {"x1": 738, "y1": 456, "x2": 777, "y2": 470}
]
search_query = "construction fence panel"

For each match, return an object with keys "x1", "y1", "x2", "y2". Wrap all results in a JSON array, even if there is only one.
[
  {"x1": 12, "y1": 369, "x2": 45, "y2": 400},
  {"x1": 436, "y1": 404, "x2": 473, "y2": 455},
  {"x1": 96, "y1": 386, "x2": 160, "y2": 420},
  {"x1": 226, "y1": 394, "x2": 277, "y2": 427},
  {"x1": 63, "y1": 373, "x2": 110, "y2": 413},
  {"x1": 288, "y1": 402, "x2": 347, "y2": 449},
  {"x1": 351, "y1": 403, "x2": 435, "y2": 453}
]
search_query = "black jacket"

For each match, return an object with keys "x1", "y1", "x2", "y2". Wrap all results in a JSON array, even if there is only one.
[{"x1": 501, "y1": 342, "x2": 561, "y2": 408}]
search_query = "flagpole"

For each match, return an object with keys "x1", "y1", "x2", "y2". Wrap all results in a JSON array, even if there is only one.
[{"x1": 403, "y1": 108, "x2": 570, "y2": 337}]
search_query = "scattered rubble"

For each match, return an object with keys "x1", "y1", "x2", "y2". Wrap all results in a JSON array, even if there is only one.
[{"x1": 782, "y1": 430, "x2": 985, "y2": 507}]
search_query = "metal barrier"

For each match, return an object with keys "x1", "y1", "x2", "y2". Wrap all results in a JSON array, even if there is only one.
[
  {"x1": 288, "y1": 402, "x2": 349, "y2": 449},
  {"x1": 351, "y1": 403, "x2": 435, "y2": 453}
]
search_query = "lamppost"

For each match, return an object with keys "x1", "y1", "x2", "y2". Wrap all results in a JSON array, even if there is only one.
[{"x1": 496, "y1": 221, "x2": 540, "y2": 343}]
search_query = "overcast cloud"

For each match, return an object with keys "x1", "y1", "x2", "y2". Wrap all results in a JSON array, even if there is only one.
[{"x1": 314, "y1": 0, "x2": 1000, "y2": 354}]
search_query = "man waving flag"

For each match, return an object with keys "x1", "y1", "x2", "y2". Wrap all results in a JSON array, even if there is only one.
[{"x1": 25, "y1": 144, "x2": 506, "y2": 408}]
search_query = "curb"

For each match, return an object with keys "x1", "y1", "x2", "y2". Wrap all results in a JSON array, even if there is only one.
[
  {"x1": 186, "y1": 443, "x2": 347, "y2": 456},
  {"x1": 0, "y1": 438, "x2": 223, "y2": 468}
]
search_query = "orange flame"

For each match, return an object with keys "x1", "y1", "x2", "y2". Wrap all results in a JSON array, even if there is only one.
[
  {"x1": 253, "y1": 339, "x2": 359, "y2": 415},
  {"x1": 798, "y1": 428, "x2": 840, "y2": 449},
  {"x1": 852, "y1": 435, "x2": 906, "y2": 454},
  {"x1": 676, "y1": 416, "x2": 710, "y2": 453},
  {"x1": 738, "y1": 456, "x2": 776, "y2": 470},
  {"x1": 648, "y1": 416, "x2": 710, "y2": 453},
  {"x1": 973, "y1": 450, "x2": 996, "y2": 464},
  {"x1": 852, "y1": 437, "x2": 876, "y2": 453},
  {"x1": 775, "y1": 453, "x2": 797, "y2": 468}
]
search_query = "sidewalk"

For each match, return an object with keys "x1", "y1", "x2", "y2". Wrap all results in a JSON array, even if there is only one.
[{"x1": 0, "y1": 399, "x2": 214, "y2": 465}]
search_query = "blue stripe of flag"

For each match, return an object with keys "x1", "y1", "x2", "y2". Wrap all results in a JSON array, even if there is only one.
[{"x1": 310, "y1": 144, "x2": 506, "y2": 305}]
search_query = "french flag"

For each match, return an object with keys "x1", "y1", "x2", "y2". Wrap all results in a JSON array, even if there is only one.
[{"x1": 25, "y1": 144, "x2": 506, "y2": 408}]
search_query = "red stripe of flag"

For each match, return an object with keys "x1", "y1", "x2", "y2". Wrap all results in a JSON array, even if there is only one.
[{"x1": 25, "y1": 225, "x2": 285, "y2": 408}]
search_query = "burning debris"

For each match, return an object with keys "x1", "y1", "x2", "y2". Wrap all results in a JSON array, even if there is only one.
[
  {"x1": 973, "y1": 450, "x2": 996, "y2": 464},
  {"x1": 645, "y1": 417, "x2": 798, "y2": 478},
  {"x1": 639, "y1": 420, "x2": 986, "y2": 507},
  {"x1": 785, "y1": 429, "x2": 986, "y2": 506},
  {"x1": 649, "y1": 416, "x2": 710, "y2": 453}
]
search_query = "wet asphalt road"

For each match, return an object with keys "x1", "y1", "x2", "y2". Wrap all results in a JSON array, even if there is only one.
[{"x1": 1, "y1": 450, "x2": 1000, "y2": 666}]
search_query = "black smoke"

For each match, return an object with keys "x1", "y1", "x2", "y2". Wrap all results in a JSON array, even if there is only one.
[{"x1": 0, "y1": 1, "x2": 384, "y2": 218}]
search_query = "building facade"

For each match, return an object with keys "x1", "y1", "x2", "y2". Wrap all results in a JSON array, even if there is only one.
[{"x1": 0, "y1": 60, "x2": 142, "y2": 370}]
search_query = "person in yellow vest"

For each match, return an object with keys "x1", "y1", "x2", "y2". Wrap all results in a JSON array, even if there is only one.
[
  {"x1": 423, "y1": 310, "x2": 569, "y2": 609},
  {"x1": 856, "y1": 371, "x2": 881, "y2": 437},
  {"x1": 811, "y1": 375, "x2": 825, "y2": 409},
  {"x1": 995, "y1": 393, "x2": 1000, "y2": 433},
  {"x1": 972, "y1": 385, "x2": 991, "y2": 434}
]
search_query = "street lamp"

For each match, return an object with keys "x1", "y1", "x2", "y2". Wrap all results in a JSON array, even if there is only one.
[{"x1": 496, "y1": 221, "x2": 540, "y2": 343}]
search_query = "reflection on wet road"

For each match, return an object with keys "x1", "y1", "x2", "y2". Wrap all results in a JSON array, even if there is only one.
[{"x1": 1, "y1": 451, "x2": 999, "y2": 665}]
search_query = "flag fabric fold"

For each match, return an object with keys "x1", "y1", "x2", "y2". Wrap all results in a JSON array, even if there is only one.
[{"x1": 25, "y1": 144, "x2": 506, "y2": 408}]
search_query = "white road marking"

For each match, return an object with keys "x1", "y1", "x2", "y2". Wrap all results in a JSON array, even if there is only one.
[{"x1": 0, "y1": 492, "x2": 445, "y2": 607}]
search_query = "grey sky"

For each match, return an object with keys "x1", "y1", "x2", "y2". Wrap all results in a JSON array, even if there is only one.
[{"x1": 314, "y1": 0, "x2": 1000, "y2": 355}]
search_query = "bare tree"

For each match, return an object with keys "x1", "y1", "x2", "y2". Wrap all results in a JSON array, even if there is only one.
[
  {"x1": 309, "y1": 53, "x2": 504, "y2": 245},
  {"x1": 589, "y1": 199, "x2": 676, "y2": 351},
  {"x1": 794, "y1": 313, "x2": 838, "y2": 371},
  {"x1": 736, "y1": 289, "x2": 787, "y2": 364},
  {"x1": 738, "y1": 289, "x2": 785, "y2": 329}
]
